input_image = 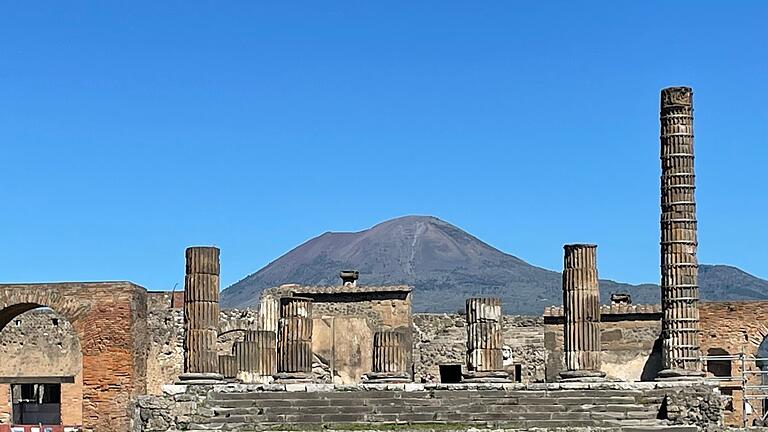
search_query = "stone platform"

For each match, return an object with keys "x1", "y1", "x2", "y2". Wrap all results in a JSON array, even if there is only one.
[{"x1": 135, "y1": 381, "x2": 722, "y2": 431}]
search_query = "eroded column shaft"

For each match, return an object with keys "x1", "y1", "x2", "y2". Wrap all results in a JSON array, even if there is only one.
[
  {"x1": 258, "y1": 295, "x2": 279, "y2": 334},
  {"x1": 277, "y1": 297, "x2": 313, "y2": 374},
  {"x1": 660, "y1": 86, "x2": 702, "y2": 374},
  {"x1": 465, "y1": 298, "x2": 503, "y2": 372},
  {"x1": 372, "y1": 331, "x2": 407, "y2": 374},
  {"x1": 235, "y1": 330, "x2": 277, "y2": 381},
  {"x1": 184, "y1": 246, "x2": 220, "y2": 374},
  {"x1": 562, "y1": 244, "x2": 602, "y2": 374},
  {"x1": 218, "y1": 355, "x2": 237, "y2": 379}
]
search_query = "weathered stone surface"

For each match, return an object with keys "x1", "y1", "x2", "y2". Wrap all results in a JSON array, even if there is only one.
[
  {"x1": 465, "y1": 298, "x2": 504, "y2": 373},
  {"x1": 183, "y1": 246, "x2": 222, "y2": 376},
  {"x1": 135, "y1": 381, "x2": 722, "y2": 431},
  {"x1": 658, "y1": 86, "x2": 702, "y2": 377},
  {"x1": 277, "y1": 297, "x2": 313, "y2": 376},
  {"x1": 561, "y1": 244, "x2": 604, "y2": 378}
]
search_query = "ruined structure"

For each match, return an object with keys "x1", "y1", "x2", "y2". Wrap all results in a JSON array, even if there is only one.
[
  {"x1": 180, "y1": 246, "x2": 223, "y2": 383},
  {"x1": 560, "y1": 244, "x2": 605, "y2": 380},
  {"x1": 368, "y1": 330, "x2": 409, "y2": 382},
  {"x1": 463, "y1": 298, "x2": 508, "y2": 382},
  {"x1": 659, "y1": 86, "x2": 703, "y2": 379},
  {"x1": 275, "y1": 297, "x2": 314, "y2": 381},
  {"x1": 263, "y1": 283, "x2": 413, "y2": 384},
  {"x1": 233, "y1": 330, "x2": 277, "y2": 383},
  {"x1": 0, "y1": 282, "x2": 148, "y2": 431}
]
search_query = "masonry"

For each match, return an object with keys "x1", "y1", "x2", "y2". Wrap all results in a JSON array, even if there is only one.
[
  {"x1": 0, "y1": 282, "x2": 148, "y2": 432},
  {"x1": 135, "y1": 381, "x2": 722, "y2": 431}
]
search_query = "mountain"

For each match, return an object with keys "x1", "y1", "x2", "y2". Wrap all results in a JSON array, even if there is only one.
[{"x1": 221, "y1": 216, "x2": 768, "y2": 314}]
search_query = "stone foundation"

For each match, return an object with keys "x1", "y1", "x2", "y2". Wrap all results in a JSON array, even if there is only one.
[{"x1": 135, "y1": 381, "x2": 722, "y2": 431}]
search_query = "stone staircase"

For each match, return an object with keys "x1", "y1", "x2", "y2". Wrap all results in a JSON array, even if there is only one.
[{"x1": 188, "y1": 388, "x2": 700, "y2": 431}]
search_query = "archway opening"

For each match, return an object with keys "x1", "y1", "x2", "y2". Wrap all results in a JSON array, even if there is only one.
[{"x1": 0, "y1": 305, "x2": 83, "y2": 428}]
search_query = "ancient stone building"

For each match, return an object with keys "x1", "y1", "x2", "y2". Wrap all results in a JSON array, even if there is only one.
[{"x1": 0, "y1": 282, "x2": 148, "y2": 432}]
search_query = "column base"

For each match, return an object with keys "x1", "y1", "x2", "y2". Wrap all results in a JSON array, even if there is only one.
[
  {"x1": 273, "y1": 372, "x2": 314, "y2": 383},
  {"x1": 559, "y1": 370, "x2": 606, "y2": 382},
  {"x1": 176, "y1": 372, "x2": 224, "y2": 384},
  {"x1": 365, "y1": 372, "x2": 411, "y2": 383},
  {"x1": 462, "y1": 371, "x2": 511, "y2": 383},
  {"x1": 656, "y1": 368, "x2": 705, "y2": 381}
]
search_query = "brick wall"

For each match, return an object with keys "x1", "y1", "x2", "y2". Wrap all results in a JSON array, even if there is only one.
[
  {"x1": 699, "y1": 300, "x2": 768, "y2": 425},
  {"x1": 0, "y1": 282, "x2": 148, "y2": 432}
]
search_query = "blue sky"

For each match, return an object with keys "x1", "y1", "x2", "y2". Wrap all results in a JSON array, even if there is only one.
[{"x1": 1, "y1": 2, "x2": 766, "y2": 291}]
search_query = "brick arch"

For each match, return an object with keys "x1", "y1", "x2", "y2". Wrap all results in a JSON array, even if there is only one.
[{"x1": 0, "y1": 282, "x2": 148, "y2": 432}]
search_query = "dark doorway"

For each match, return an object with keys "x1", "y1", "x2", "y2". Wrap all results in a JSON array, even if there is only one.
[
  {"x1": 706, "y1": 348, "x2": 732, "y2": 378},
  {"x1": 439, "y1": 364, "x2": 462, "y2": 383},
  {"x1": 11, "y1": 383, "x2": 62, "y2": 425}
]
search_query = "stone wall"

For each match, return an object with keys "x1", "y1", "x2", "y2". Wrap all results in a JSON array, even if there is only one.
[
  {"x1": 0, "y1": 282, "x2": 148, "y2": 432},
  {"x1": 412, "y1": 314, "x2": 545, "y2": 383},
  {"x1": 263, "y1": 285, "x2": 413, "y2": 383},
  {"x1": 135, "y1": 381, "x2": 722, "y2": 431},
  {"x1": 145, "y1": 294, "x2": 261, "y2": 394},
  {"x1": 544, "y1": 304, "x2": 662, "y2": 382},
  {"x1": 0, "y1": 309, "x2": 83, "y2": 425}
]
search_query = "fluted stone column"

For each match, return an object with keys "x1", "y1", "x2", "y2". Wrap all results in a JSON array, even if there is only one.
[
  {"x1": 560, "y1": 244, "x2": 605, "y2": 380},
  {"x1": 218, "y1": 355, "x2": 237, "y2": 380},
  {"x1": 259, "y1": 294, "x2": 279, "y2": 334},
  {"x1": 179, "y1": 246, "x2": 223, "y2": 383},
  {"x1": 275, "y1": 297, "x2": 313, "y2": 381},
  {"x1": 463, "y1": 298, "x2": 509, "y2": 382},
  {"x1": 658, "y1": 86, "x2": 704, "y2": 379},
  {"x1": 367, "y1": 330, "x2": 410, "y2": 382},
  {"x1": 235, "y1": 330, "x2": 277, "y2": 383}
]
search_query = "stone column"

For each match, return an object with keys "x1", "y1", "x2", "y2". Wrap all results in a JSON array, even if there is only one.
[
  {"x1": 275, "y1": 297, "x2": 313, "y2": 381},
  {"x1": 179, "y1": 246, "x2": 223, "y2": 383},
  {"x1": 218, "y1": 355, "x2": 237, "y2": 380},
  {"x1": 463, "y1": 297, "x2": 509, "y2": 382},
  {"x1": 367, "y1": 330, "x2": 410, "y2": 382},
  {"x1": 658, "y1": 86, "x2": 703, "y2": 379},
  {"x1": 560, "y1": 244, "x2": 605, "y2": 380},
  {"x1": 235, "y1": 330, "x2": 277, "y2": 383},
  {"x1": 258, "y1": 294, "x2": 280, "y2": 334}
]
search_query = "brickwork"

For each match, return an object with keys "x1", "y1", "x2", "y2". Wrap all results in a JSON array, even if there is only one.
[
  {"x1": 699, "y1": 301, "x2": 768, "y2": 425},
  {"x1": 0, "y1": 282, "x2": 147, "y2": 432},
  {"x1": 0, "y1": 308, "x2": 83, "y2": 425}
]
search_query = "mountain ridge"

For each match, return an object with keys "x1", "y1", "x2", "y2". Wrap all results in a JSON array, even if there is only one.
[{"x1": 221, "y1": 216, "x2": 768, "y2": 314}]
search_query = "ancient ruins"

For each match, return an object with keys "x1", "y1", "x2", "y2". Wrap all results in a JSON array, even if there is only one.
[{"x1": 0, "y1": 87, "x2": 764, "y2": 431}]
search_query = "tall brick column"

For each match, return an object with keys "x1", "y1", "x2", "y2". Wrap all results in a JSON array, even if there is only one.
[
  {"x1": 367, "y1": 330, "x2": 410, "y2": 382},
  {"x1": 463, "y1": 297, "x2": 509, "y2": 382},
  {"x1": 275, "y1": 297, "x2": 314, "y2": 381},
  {"x1": 235, "y1": 330, "x2": 277, "y2": 383},
  {"x1": 560, "y1": 244, "x2": 605, "y2": 380},
  {"x1": 658, "y1": 86, "x2": 704, "y2": 379},
  {"x1": 179, "y1": 246, "x2": 223, "y2": 383}
]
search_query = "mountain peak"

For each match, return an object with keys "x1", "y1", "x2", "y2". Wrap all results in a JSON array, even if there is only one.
[{"x1": 221, "y1": 217, "x2": 768, "y2": 313}]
